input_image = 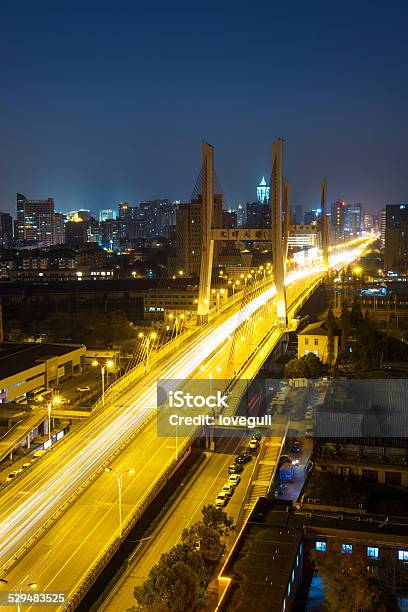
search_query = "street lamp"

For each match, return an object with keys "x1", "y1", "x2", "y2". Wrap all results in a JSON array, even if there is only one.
[
  {"x1": 0, "y1": 579, "x2": 37, "y2": 612},
  {"x1": 47, "y1": 394, "x2": 62, "y2": 441},
  {"x1": 105, "y1": 467, "x2": 135, "y2": 538},
  {"x1": 92, "y1": 360, "x2": 114, "y2": 406}
]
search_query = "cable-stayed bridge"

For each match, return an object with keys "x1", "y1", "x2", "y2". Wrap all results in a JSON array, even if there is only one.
[{"x1": 0, "y1": 139, "x2": 375, "y2": 610}]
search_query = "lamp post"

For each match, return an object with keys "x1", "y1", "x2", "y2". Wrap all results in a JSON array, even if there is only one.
[
  {"x1": 105, "y1": 467, "x2": 135, "y2": 538},
  {"x1": 47, "y1": 394, "x2": 62, "y2": 441},
  {"x1": 0, "y1": 579, "x2": 37, "y2": 612},
  {"x1": 93, "y1": 360, "x2": 114, "y2": 406}
]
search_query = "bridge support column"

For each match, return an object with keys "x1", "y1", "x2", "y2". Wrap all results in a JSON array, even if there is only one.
[
  {"x1": 197, "y1": 142, "x2": 214, "y2": 325},
  {"x1": 321, "y1": 177, "x2": 329, "y2": 272},
  {"x1": 271, "y1": 138, "x2": 287, "y2": 327}
]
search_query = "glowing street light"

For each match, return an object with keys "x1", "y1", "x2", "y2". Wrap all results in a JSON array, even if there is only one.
[
  {"x1": 105, "y1": 467, "x2": 135, "y2": 538},
  {"x1": 93, "y1": 360, "x2": 114, "y2": 406}
]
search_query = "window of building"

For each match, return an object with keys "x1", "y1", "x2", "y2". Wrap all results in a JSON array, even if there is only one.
[
  {"x1": 292, "y1": 569, "x2": 295, "y2": 582},
  {"x1": 398, "y1": 550, "x2": 408, "y2": 561},
  {"x1": 287, "y1": 582, "x2": 291, "y2": 596},
  {"x1": 385, "y1": 471, "x2": 402, "y2": 486},
  {"x1": 342, "y1": 544, "x2": 353, "y2": 554},
  {"x1": 362, "y1": 469, "x2": 378, "y2": 482},
  {"x1": 367, "y1": 547, "x2": 379, "y2": 559},
  {"x1": 304, "y1": 338, "x2": 309, "y2": 345},
  {"x1": 315, "y1": 541, "x2": 326, "y2": 552},
  {"x1": 314, "y1": 338, "x2": 318, "y2": 346}
]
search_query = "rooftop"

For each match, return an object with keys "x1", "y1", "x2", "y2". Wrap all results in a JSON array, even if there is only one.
[{"x1": 0, "y1": 342, "x2": 85, "y2": 380}]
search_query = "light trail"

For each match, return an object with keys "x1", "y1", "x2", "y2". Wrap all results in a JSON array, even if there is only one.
[{"x1": 0, "y1": 240, "x2": 372, "y2": 571}]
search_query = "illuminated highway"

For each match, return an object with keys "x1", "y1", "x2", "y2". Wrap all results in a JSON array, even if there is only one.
[{"x1": 0, "y1": 239, "x2": 373, "y2": 608}]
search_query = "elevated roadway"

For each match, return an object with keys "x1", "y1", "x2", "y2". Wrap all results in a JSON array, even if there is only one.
[{"x1": 0, "y1": 239, "x2": 373, "y2": 610}]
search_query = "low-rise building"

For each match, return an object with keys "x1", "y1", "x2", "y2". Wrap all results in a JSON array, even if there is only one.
[
  {"x1": 297, "y1": 320, "x2": 339, "y2": 363},
  {"x1": 0, "y1": 342, "x2": 85, "y2": 403}
]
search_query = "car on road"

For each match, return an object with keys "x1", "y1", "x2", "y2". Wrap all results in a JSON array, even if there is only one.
[
  {"x1": 228, "y1": 463, "x2": 243, "y2": 474},
  {"x1": 305, "y1": 428, "x2": 314, "y2": 438},
  {"x1": 222, "y1": 483, "x2": 234, "y2": 497},
  {"x1": 215, "y1": 491, "x2": 229, "y2": 507},
  {"x1": 249, "y1": 439, "x2": 259, "y2": 450},
  {"x1": 77, "y1": 386, "x2": 91, "y2": 392},
  {"x1": 6, "y1": 469, "x2": 22, "y2": 481},
  {"x1": 235, "y1": 453, "x2": 252, "y2": 465},
  {"x1": 291, "y1": 441, "x2": 301, "y2": 453},
  {"x1": 305, "y1": 409, "x2": 314, "y2": 420},
  {"x1": 228, "y1": 474, "x2": 241, "y2": 486},
  {"x1": 20, "y1": 463, "x2": 31, "y2": 471}
]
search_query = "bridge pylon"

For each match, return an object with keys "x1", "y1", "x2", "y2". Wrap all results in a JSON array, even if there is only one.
[
  {"x1": 321, "y1": 177, "x2": 329, "y2": 272},
  {"x1": 271, "y1": 138, "x2": 287, "y2": 326},
  {"x1": 197, "y1": 142, "x2": 215, "y2": 324}
]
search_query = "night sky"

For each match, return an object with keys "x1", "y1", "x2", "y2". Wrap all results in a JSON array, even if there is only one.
[{"x1": 1, "y1": 0, "x2": 407, "y2": 216}]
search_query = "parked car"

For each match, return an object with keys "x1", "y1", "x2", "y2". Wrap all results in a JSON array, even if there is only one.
[
  {"x1": 222, "y1": 483, "x2": 234, "y2": 497},
  {"x1": 228, "y1": 474, "x2": 241, "y2": 486},
  {"x1": 249, "y1": 439, "x2": 259, "y2": 450},
  {"x1": 305, "y1": 409, "x2": 314, "y2": 420},
  {"x1": 228, "y1": 463, "x2": 243, "y2": 474},
  {"x1": 235, "y1": 453, "x2": 252, "y2": 465},
  {"x1": 215, "y1": 492, "x2": 229, "y2": 507},
  {"x1": 305, "y1": 428, "x2": 314, "y2": 438},
  {"x1": 20, "y1": 463, "x2": 31, "y2": 471},
  {"x1": 6, "y1": 470, "x2": 22, "y2": 481},
  {"x1": 77, "y1": 386, "x2": 91, "y2": 392}
]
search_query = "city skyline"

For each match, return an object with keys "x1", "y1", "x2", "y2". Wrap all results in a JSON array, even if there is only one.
[{"x1": 1, "y1": 1, "x2": 408, "y2": 214}]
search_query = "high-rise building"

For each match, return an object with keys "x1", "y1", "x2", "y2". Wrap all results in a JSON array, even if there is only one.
[
  {"x1": 363, "y1": 211, "x2": 374, "y2": 232},
  {"x1": 99, "y1": 209, "x2": 115, "y2": 222},
  {"x1": 331, "y1": 199, "x2": 346, "y2": 242},
  {"x1": 256, "y1": 177, "x2": 270, "y2": 204},
  {"x1": 16, "y1": 193, "x2": 55, "y2": 246},
  {"x1": 0, "y1": 212, "x2": 13, "y2": 244},
  {"x1": 246, "y1": 201, "x2": 271, "y2": 228},
  {"x1": 175, "y1": 194, "x2": 223, "y2": 276},
  {"x1": 343, "y1": 203, "x2": 362, "y2": 238},
  {"x1": 379, "y1": 208, "x2": 386, "y2": 246},
  {"x1": 65, "y1": 218, "x2": 88, "y2": 247},
  {"x1": 236, "y1": 204, "x2": 245, "y2": 227},
  {"x1": 384, "y1": 204, "x2": 408, "y2": 272},
  {"x1": 53, "y1": 212, "x2": 66, "y2": 245},
  {"x1": 222, "y1": 209, "x2": 237, "y2": 228}
]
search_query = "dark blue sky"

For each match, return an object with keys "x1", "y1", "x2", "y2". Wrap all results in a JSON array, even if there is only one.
[{"x1": 1, "y1": 0, "x2": 407, "y2": 216}]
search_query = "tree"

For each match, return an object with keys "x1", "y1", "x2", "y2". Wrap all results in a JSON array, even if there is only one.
[
  {"x1": 181, "y1": 521, "x2": 220, "y2": 561},
  {"x1": 326, "y1": 306, "x2": 337, "y2": 366},
  {"x1": 133, "y1": 558, "x2": 203, "y2": 612},
  {"x1": 340, "y1": 299, "x2": 352, "y2": 354},
  {"x1": 285, "y1": 354, "x2": 325, "y2": 379},
  {"x1": 350, "y1": 296, "x2": 363, "y2": 327},
  {"x1": 311, "y1": 542, "x2": 399, "y2": 612},
  {"x1": 201, "y1": 504, "x2": 233, "y2": 535}
]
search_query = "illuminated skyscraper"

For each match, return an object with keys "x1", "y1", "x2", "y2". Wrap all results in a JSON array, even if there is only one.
[
  {"x1": 256, "y1": 177, "x2": 270, "y2": 204},
  {"x1": 16, "y1": 193, "x2": 55, "y2": 246}
]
